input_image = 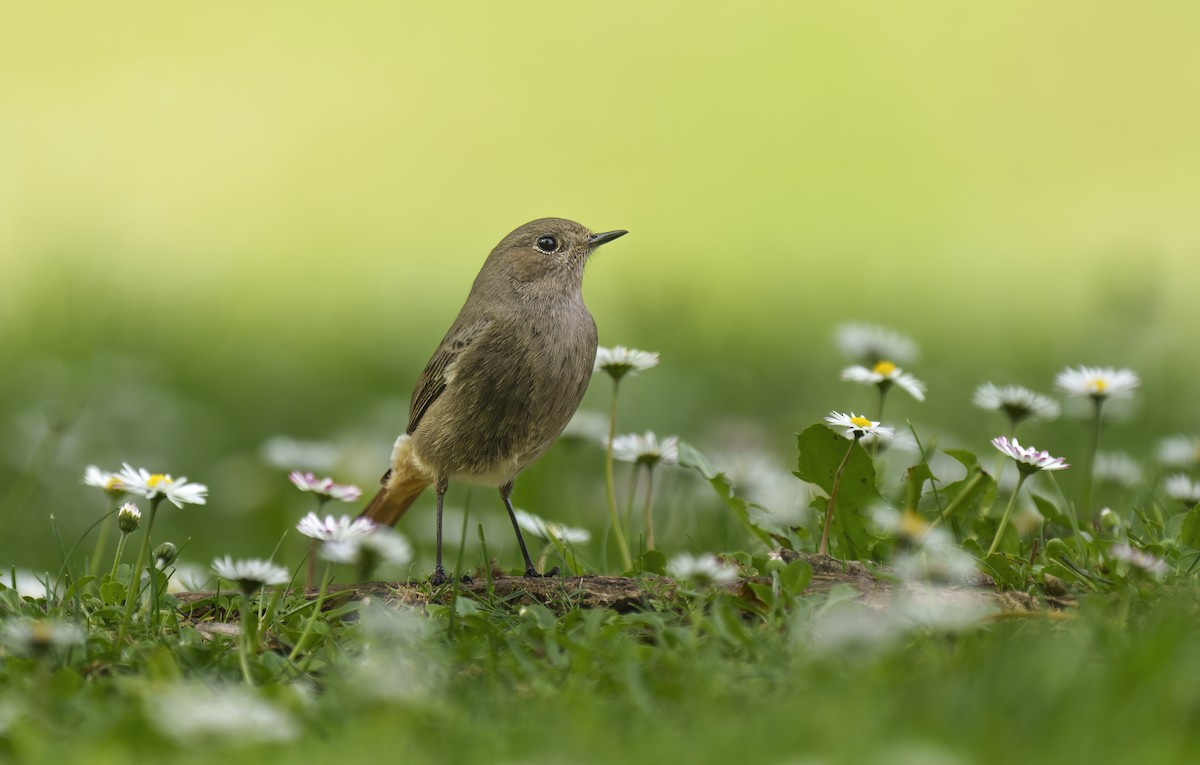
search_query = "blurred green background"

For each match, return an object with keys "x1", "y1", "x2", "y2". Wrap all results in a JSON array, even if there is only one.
[{"x1": 2, "y1": 1, "x2": 1198, "y2": 572}]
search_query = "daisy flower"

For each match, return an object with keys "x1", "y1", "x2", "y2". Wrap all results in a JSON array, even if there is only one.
[
  {"x1": 611, "y1": 432, "x2": 679, "y2": 466},
  {"x1": 1055, "y1": 366, "x2": 1140, "y2": 400},
  {"x1": 1, "y1": 618, "x2": 85, "y2": 657},
  {"x1": 321, "y1": 529, "x2": 413, "y2": 570},
  {"x1": 513, "y1": 509, "x2": 591, "y2": 545},
  {"x1": 1108, "y1": 543, "x2": 1168, "y2": 577},
  {"x1": 211, "y1": 556, "x2": 289, "y2": 595},
  {"x1": 150, "y1": 684, "x2": 298, "y2": 743},
  {"x1": 593, "y1": 346, "x2": 659, "y2": 380},
  {"x1": 296, "y1": 512, "x2": 376, "y2": 542},
  {"x1": 824, "y1": 412, "x2": 895, "y2": 441},
  {"x1": 560, "y1": 410, "x2": 610, "y2": 443},
  {"x1": 83, "y1": 465, "x2": 125, "y2": 496},
  {"x1": 1157, "y1": 435, "x2": 1200, "y2": 468},
  {"x1": 834, "y1": 323, "x2": 918, "y2": 365},
  {"x1": 991, "y1": 437, "x2": 1070, "y2": 475},
  {"x1": 117, "y1": 464, "x2": 208, "y2": 508},
  {"x1": 666, "y1": 553, "x2": 739, "y2": 587},
  {"x1": 288, "y1": 472, "x2": 363, "y2": 503},
  {"x1": 842, "y1": 361, "x2": 926, "y2": 401},
  {"x1": 260, "y1": 436, "x2": 339, "y2": 472},
  {"x1": 1163, "y1": 474, "x2": 1200, "y2": 506},
  {"x1": 972, "y1": 383, "x2": 1060, "y2": 424},
  {"x1": 1093, "y1": 452, "x2": 1144, "y2": 488}
]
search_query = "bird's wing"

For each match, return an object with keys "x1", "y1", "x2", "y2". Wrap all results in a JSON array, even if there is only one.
[{"x1": 406, "y1": 317, "x2": 492, "y2": 435}]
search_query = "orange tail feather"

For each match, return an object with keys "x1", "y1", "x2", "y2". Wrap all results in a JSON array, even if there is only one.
[{"x1": 359, "y1": 479, "x2": 428, "y2": 527}]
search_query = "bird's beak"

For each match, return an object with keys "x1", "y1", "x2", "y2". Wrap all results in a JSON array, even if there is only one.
[{"x1": 588, "y1": 230, "x2": 628, "y2": 248}]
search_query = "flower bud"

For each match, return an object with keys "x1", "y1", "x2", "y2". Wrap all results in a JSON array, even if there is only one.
[
  {"x1": 117, "y1": 502, "x2": 142, "y2": 534},
  {"x1": 154, "y1": 542, "x2": 178, "y2": 569}
]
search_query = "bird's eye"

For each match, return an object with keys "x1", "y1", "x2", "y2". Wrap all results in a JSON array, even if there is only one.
[{"x1": 535, "y1": 235, "x2": 559, "y2": 254}]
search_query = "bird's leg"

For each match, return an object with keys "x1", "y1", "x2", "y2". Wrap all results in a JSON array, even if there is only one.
[
  {"x1": 430, "y1": 475, "x2": 450, "y2": 585},
  {"x1": 500, "y1": 481, "x2": 559, "y2": 578}
]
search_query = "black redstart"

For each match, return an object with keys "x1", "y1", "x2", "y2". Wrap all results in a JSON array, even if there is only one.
[{"x1": 361, "y1": 218, "x2": 627, "y2": 583}]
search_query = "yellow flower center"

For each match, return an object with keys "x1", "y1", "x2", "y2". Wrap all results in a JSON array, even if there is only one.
[
  {"x1": 147, "y1": 474, "x2": 173, "y2": 488},
  {"x1": 850, "y1": 416, "x2": 873, "y2": 429},
  {"x1": 103, "y1": 477, "x2": 122, "y2": 491},
  {"x1": 1088, "y1": 378, "x2": 1108, "y2": 394},
  {"x1": 898, "y1": 510, "x2": 928, "y2": 538},
  {"x1": 872, "y1": 360, "x2": 897, "y2": 376}
]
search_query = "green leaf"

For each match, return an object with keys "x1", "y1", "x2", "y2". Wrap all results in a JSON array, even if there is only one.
[
  {"x1": 99, "y1": 580, "x2": 126, "y2": 605},
  {"x1": 638, "y1": 550, "x2": 667, "y2": 575},
  {"x1": 63, "y1": 575, "x2": 96, "y2": 603},
  {"x1": 905, "y1": 462, "x2": 936, "y2": 511},
  {"x1": 1179, "y1": 505, "x2": 1200, "y2": 548},
  {"x1": 1032, "y1": 493, "x2": 1070, "y2": 527},
  {"x1": 795, "y1": 425, "x2": 883, "y2": 560},
  {"x1": 779, "y1": 559, "x2": 812, "y2": 597},
  {"x1": 943, "y1": 448, "x2": 981, "y2": 471},
  {"x1": 678, "y1": 441, "x2": 776, "y2": 549}
]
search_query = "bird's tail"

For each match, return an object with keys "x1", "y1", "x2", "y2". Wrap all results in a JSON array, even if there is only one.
[{"x1": 358, "y1": 434, "x2": 433, "y2": 527}]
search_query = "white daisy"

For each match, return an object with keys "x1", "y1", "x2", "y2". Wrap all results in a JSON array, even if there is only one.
[
  {"x1": 991, "y1": 437, "x2": 1069, "y2": 474},
  {"x1": 1093, "y1": 452, "x2": 1143, "y2": 488},
  {"x1": 116, "y1": 464, "x2": 208, "y2": 508},
  {"x1": 1108, "y1": 543, "x2": 1167, "y2": 577},
  {"x1": 1157, "y1": 435, "x2": 1200, "y2": 468},
  {"x1": 611, "y1": 431, "x2": 680, "y2": 466},
  {"x1": 0, "y1": 569, "x2": 49, "y2": 600},
  {"x1": 150, "y1": 684, "x2": 298, "y2": 743},
  {"x1": 666, "y1": 553, "x2": 739, "y2": 587},
  {"x1": 560, "y1": 410, "x2": 610, "y2": 443},
  {"x1": 211, "y1": 556, "x2": 289, "y2": 594},
  {"x1": 593, "y1": 346, "x2": 659, "y2": 380},
  {"x1": 842, "y1": 361, "x2": 926, "y2": 401},
  {"x1": 321, "y1": 529, "x2": 413, "y2": 570},
  {"x1": 260, "y1": 436, "x2": 339, "y2": 471},
  {"x1": 167, "y1": 563, "x2": 211, "y2": 594},
  {"x1": 117, "y1": 502, "x2": 142, "y2": 534},
  {"x1": 296, "y1": 512, "x2": 376, "y2": 541},
  {"x1": 972, "y1": 383, "x2": 1061, "y2": 424},
  {"x1": 1055, "y1": 366, "x2": 1140, "y2": 400},
  {"x1": 83, "y1": 465, "x2": 126, "y2": 496},
  {"x1": 824, "y1": 411, "x2": 895, "y2": 441},
  {"x1": 1, "y1": 618, "x2": 85, "y2": 657},
  {"x1": 513, "y1": 509, "x2": 591, "y2": 545},
  {"x1": 834, "y1": 323, "x2": 919, "y2": 365},
  {"x1": 287, "y1": 472, "x2": 363, "y2": 503},
  {"x1": 1163, "y1": 474, "x2": 1200, "y2": 506}
]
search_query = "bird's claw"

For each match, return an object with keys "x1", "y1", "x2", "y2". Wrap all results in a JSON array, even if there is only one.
[{"x1": 523, "y1": 566, "x2": 560, "y2": 579}]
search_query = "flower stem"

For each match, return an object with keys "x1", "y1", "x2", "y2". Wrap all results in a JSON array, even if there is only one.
[
  {"x1": 1080, "y1": 397, "x2": 1104, "y2": 521},
  {"x1": 819, "y1": 437, "x2": 859, "y2": 556},
  {"x1": 118, "y1": 497, "x2": 161, "y2": 641},
  {"x1": 89, "y1": 498, "x2": 119, "y2": 577},
  {"x1": 643, "y1": 465, "x2": 657, "y2": 552},
  {"x1": 305, "y1": 539, "x2": 318, "y2": 590},
  {"x1": 239, "y1": 595, "x2": 256, "y2": 686},
  {"x1": 872, "y1": 386, "x2": 889, "y2": 457},
  {"x1": 987, "y1": 472, "x2": 1029, "y2": 557},
  {"x1": 603, "y1": 379, "x2": 632, "y2": 571},
  {"x1": 289, "y1": 562, "x2": 332, "y2": 664},
  {"x1": 623, "y1": 463, "x2": 640, "y2": 549},
  {"x1": 109, "y1": 533, "x2": 129, "y2": 582}
]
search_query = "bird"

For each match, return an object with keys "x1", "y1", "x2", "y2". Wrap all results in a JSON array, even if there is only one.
[{"x1": 360, "y1": 218, "x2": 627, "y2": 584}]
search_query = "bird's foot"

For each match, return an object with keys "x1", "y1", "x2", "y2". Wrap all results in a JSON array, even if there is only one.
[
  {"x1": 523, "y1": 566, "x2": 560, "y2": 579},
  {"x1": 430, "y1": 568, "x2": 471, "y2": 586}
]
